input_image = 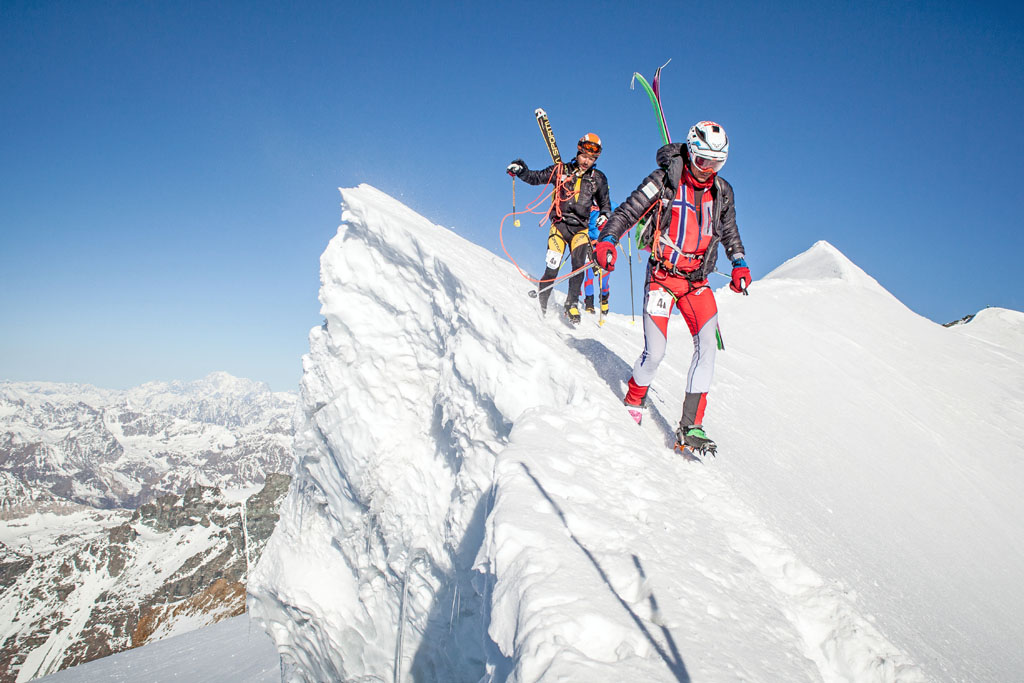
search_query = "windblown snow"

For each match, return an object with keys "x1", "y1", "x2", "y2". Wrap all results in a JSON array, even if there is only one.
[{"x1": 248, "y1": 184, "x2": 1024, "y2": 683}]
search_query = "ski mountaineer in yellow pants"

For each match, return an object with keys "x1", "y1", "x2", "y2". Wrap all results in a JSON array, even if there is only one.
[
  {"x1": 507, "y1": 133, "x2": 612, "y2": 325},
  {"x1": 594, "y1": 121, "x2": 751, "y2": 456}
]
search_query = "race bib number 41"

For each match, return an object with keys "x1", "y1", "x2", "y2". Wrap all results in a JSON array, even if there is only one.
[
  {"x1": 646, "y1": 289, "x2": 674, "y2": 317},
  {"x1": 545, "y1": 249, "x2": 562, "y2": 269}
]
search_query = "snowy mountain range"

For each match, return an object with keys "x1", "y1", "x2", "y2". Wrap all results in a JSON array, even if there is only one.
[
  {"x1": 0, "y1": 372, "x2": 297, "y2": 682},
  {"x1": 248, "y1": 185, "x2": 1023, "y2": 683},
  {"x1": 0, "y1": 372, "x2": 296, "y2": 510}
]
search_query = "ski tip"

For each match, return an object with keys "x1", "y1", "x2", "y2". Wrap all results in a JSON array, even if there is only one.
[{"x1": 534, "y1": 107, "x2": 547, "y2": 118}]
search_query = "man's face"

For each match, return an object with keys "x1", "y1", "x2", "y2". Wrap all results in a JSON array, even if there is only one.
[{"x1": 577, "y1": 152, "x2": 597, "y2": 170}]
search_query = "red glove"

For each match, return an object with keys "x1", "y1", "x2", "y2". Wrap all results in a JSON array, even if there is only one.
[
  {"x1": 594, "y1": 241, "x2": 617, "y2": 271},
  {"x1": 729, "y1": 259, "x2": 750, "y2": 294}
]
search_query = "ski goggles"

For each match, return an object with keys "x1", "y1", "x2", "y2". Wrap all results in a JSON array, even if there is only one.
[
  {"x1": 692, "y1": 154, "x2": 725, "y2": 173},
  {"x1": 578, "y1": 140, "x2": 601, "y2": 155}
]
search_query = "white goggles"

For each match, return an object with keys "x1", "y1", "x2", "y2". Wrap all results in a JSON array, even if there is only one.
[{"x1": 692, "y1": 154, "x2": 725, "y2": 173}]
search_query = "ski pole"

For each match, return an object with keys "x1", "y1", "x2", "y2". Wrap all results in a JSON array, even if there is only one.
[
  {"x1": 512, "y1": 177, "x2": 520, "y2": 227},
  {"x1": 534, "y1": 259, "x2": 597, "y2": 295},
  {"x1": 627, "y1": 239, "x2": 635, "y2": 324},
  {"x1": 713, "y1": 269, "x2": 748, "y2": 295}
]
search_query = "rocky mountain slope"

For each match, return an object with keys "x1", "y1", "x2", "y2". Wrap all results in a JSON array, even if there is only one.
[
  {"x1": 0, "y1": 372, "x2": 296, "y2": 682},
  {"x1": 0, "y1": 476, "x2": 290, "y2": 682}
]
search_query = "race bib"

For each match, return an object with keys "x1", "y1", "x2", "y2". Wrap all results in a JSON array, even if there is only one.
[
  {"x1": 545, "y1": 249, "x2": 562, "y2": 269},
  {"x1": 646, "y1": 289, "x2": 674, "y2": 317}
]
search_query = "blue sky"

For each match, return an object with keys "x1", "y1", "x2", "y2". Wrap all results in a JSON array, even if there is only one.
[{"x1": 2, "y1": 1, "x2": 1021, "y2": 391}]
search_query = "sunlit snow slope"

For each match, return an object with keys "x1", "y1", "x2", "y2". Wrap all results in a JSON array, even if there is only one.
[
  {"x1": 249, "y1": 185, "x2": 1024, "y2": 683},
  {"x1": 36, "y1": 614, "x2": 279, "y2": 683}
]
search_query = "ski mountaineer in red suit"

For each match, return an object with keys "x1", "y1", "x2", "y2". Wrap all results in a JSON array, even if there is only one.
[
  {"x1": 594, "y1": 121, "x2": 751, "y2": 456},
  {"x1": 506, "y1": 134, "x2": 612, "y2": 325}
]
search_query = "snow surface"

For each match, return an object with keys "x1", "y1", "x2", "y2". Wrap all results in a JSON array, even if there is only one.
[
  {"x1": 0, "y1": 508, "x2": 127, "y2": 555},
  {"x1": 948, "y1": 306, "x2": 1024, "y2": 351},
  {"x1": 248, "y1": 184, "x2": 1024, "y2": 682},
  {"x1": 35, "y1": 614, "x2": 279, "y2": 683}
]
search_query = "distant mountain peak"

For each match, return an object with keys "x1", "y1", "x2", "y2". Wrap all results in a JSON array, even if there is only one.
[
  {"x1": 133, "y1": 371, "x2": 267, "y2": 397},
  {"x1": 763, "y1": 240, "x2": 884, "y2": 291}
]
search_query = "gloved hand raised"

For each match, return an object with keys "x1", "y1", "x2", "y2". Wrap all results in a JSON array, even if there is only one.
[
  {"x1": 506, "y1": 159, "x2": 527, "y2": 177},
  {"x1": 594, "y1": 240, "x2": 617, "y2": 271},
  {"x1": 729, "y1": 258, "x2": 751, "y2": 295}
]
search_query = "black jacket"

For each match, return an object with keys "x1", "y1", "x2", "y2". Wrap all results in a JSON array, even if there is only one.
[
  {"x1": 599, "y1": 143, "x2": 745, "y2": 280},
  {"x1": 518, "y1": 161, "x2": 611, "y2": 233}
]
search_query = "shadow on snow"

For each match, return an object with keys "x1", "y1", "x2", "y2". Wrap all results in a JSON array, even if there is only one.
[{"x1": 521, "y1": 462, "x2": 691, "y2": 682}]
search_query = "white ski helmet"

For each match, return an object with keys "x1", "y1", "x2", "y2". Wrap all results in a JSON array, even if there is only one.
[{"x1": 686, "y1": 121, "x2": 729, "y2": 174}]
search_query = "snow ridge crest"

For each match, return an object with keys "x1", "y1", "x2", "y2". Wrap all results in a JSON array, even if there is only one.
[
  {"x1": 763, "y1": 240, "x2": 884, "y2": 290},
  {"x1": 249, "y1": 185, "x2": 587, "y2": 682}
]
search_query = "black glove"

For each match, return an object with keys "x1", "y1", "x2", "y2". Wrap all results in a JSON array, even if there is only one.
[{"x1": 506, "y1": 159, "x2": 527, "y2": 177}]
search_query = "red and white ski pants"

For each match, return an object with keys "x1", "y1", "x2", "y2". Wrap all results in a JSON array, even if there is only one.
[{"x1": 625, "y1": 263, "x2": 718, "y2": 427}]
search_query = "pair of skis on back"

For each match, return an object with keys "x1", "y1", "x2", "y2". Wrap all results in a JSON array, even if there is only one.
[{"x1": 535, "y1": 58, "x2": 671, "y2": 156}]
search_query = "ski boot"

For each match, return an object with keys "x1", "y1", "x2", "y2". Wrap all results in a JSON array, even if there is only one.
[
  {"x1": 600, "y1": 294, "x2": 610, "y2": 315},
  {"x1": 584, "y1": 295, "x2": 596, "y2": 314},
  {"x1": 674, "y1": 424, "x2": 717, "y2": 457},
  {"x1": 564, "y1": 302, "x2": 581, "y2": 326}
]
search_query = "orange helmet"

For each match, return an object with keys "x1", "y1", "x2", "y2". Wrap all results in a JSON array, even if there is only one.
[{"x1": 577, "y1": 133, "x2": 602, "y2": 156}]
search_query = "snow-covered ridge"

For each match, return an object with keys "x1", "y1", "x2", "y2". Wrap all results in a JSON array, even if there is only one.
[
  {"x1": 250, "y1": 184, "x2": 587, "y2": 679},
  {"x1": 34, "y1": 614, "x2": 280, "y2": 683},
  {"x1": 249, "y1": 185, "x2": 1024, "y2": 682},
  {"x1": 948, "y1": 306, "x2": 1024, "y2": 351}
]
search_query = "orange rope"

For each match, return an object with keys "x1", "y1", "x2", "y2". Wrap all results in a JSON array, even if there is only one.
[{"x1": 499, "y1": 165, "x2": 595, "y2": 287}]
